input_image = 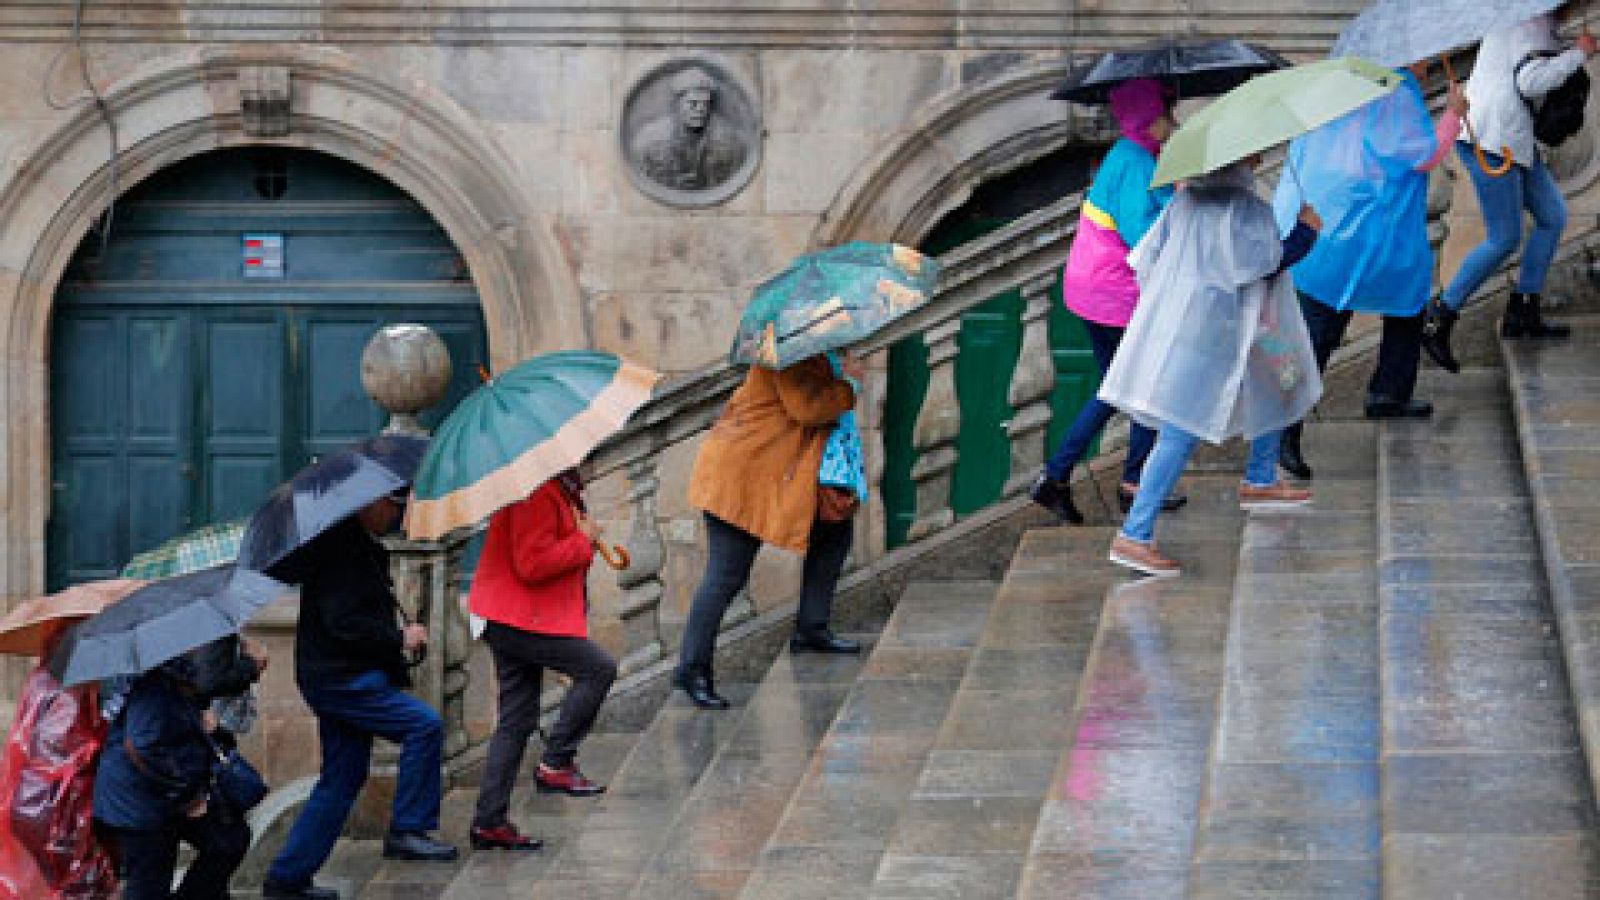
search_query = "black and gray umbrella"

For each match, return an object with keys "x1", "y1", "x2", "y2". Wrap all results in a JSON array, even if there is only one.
[
  {"x1": 236, "y1": 434, "x2": 426, "y2": 575},
  {"x1": 1051, "y1": 39, "x2": 1290, "y2": 104},
  {"x1": 1331, "y1": 0, "x2": 1565, "y2": 67},
  {"x1": 48, "y1": 565, "x2": 285, "y2": 687}
]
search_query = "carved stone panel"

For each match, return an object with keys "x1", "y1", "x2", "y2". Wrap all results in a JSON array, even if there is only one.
[
  {"x1": 239, "y1": 65, "x2": 292, "y2": 138},
  {"x1": 619, "y1": 58, "x2": 761, "y2": 208}
]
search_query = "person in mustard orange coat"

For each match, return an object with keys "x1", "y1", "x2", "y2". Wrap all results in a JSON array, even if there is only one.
[
  {"x1": 466, "y1": 470, "x2": 617, "y2": 852},
  {"x1": 674, "y1": 354, "x2": 866, "y2": 710}
]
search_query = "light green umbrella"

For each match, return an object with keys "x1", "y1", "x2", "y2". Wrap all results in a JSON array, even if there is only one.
[
  {"x1": 121, "y1": 521, "x2": 246, "y2": 580},
  {"x1": 1151, "y1": 57, "x2": 1402, "y2": 188}
]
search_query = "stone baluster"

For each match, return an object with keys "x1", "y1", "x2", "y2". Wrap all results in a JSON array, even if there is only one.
[
  {"x1": 907, "y1": 319, "x2": 962, "y2": 541},
  {"x1": 1004, "y1": 273, "x2": 1060, "y2": 498},
  {"x1": 615, "y1": 456, "x2": 668, "y2": 676}
]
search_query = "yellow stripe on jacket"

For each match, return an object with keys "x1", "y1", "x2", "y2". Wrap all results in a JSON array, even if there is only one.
[{"x1": 1081, "y1": 198, "x2": 1117, "y2": 232}]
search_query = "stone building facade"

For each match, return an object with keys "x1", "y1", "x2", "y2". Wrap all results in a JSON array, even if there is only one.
[{"x1": 19, "y1": 2, "x2": 1600, "y2": 783}]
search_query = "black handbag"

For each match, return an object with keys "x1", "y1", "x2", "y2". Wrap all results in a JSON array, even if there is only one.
[{"x1": 206, "y1": 735, "x2": 268, "y2": 815}]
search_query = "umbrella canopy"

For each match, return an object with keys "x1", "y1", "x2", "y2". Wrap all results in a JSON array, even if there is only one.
[
  {"x1": 1151, "y1": 57, "x2": 1402, "y2": 188},
  {"x1": 48, "y1": 565, "x2": 285, "y2": 687},
  {"x1": 237, "y1": 434, "x2": 427, "y2": 573},
  {"x1": 0, "y1": 579, "x2": 146, "y2": 657},
  {"x1": 407, "y1": 351, "x2": 661, "y2": 541},
  {"x1": 121, "y1": 521, "x2": 246, "y2": 580},
  {"x1": 730, "y1": 242, "x2": 939, "y2": 370},
  {"x1": 1332, "y1": 0, "x2": 1564, "y2": 67},
  {"x1": 1052, "y1": 38, "x2": 1291, "y2": 104}
]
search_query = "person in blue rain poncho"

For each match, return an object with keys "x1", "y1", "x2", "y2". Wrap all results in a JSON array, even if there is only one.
[{"x1": 1270, "y1": 63, "x2": 1467, "y2": 480}]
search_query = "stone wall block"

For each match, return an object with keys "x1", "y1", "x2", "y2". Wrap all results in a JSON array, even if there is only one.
[{"x1": 438, "y1": 46, "x2": 560, "y2": 124}]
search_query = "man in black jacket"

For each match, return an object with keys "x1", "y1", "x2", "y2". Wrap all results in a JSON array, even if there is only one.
[{"x1": 263, "y1": 495, "x2": 457, "y2": 900}]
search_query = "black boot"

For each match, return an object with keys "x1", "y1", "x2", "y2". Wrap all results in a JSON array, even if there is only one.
[
  {"x1": 1278, "y1": 422, "x2": 1312, "y2": 481},
  {"x1": 1502, "y1": 292, "x2": 1571, "y2": 339},
  {"x1": 1028, "y1": 470, "x2": 1083, "y2": 524},
  {"x1": 1364, "y1": 394, "x2": 1433, "y2": 419},
  {"x1": 673, "y1": 668, "x2": 730, "y2": 710},
  {"x1": 1421, "y1": 297, "x2": 1461, "y2": 374},
  {"x1": 790, "y1": 628, "x2": 862, "y2": 654}
]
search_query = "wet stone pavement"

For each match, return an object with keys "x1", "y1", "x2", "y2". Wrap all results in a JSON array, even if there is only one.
[{"x1": 305, "y1": 353, "x2": 1600, "y2": 899}]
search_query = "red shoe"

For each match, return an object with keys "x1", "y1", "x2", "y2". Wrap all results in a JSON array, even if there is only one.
[
  {"x1": 534, "y1": 763, "x2": 606, "y2": 797},
  {"x1": 470, "y1": 822, "x2": 543, "y2": 851}
]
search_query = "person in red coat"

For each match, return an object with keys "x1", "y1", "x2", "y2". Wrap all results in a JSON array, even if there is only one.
[{"x1": 467, "y1": 470, "x2": 617, "y2": 851}]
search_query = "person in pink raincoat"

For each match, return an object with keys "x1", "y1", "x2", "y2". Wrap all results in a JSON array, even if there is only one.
[{"x1": 1030, "y1": 78, "x2": 1184, "y2": 525}]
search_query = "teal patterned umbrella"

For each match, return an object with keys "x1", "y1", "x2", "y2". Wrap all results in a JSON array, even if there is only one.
[
  {"x1": 406, "y1": 351, "x2": 660, "y2": 542},
  {"x1": 121, "y1": 521, "x2": 246, "y2": 580},
  {"x1": 730, "y1": 242, "x2": 939, "y2": 370}
]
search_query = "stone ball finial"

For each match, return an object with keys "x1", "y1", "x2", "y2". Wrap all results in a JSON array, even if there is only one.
[{"x1": 361, "y1": 324, "x2": 453, "y2": 436}]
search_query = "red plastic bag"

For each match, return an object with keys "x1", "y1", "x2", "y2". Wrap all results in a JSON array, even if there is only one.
[{"x1": 0, "y1": 662, "x2": 117, "y2": 899}]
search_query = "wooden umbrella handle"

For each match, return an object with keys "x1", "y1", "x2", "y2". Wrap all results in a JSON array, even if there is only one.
[
  {"x1": 595, "y1": 541, "x2": 631, "y2": 571},
  {"x1": 1439, "y1": 55, "x2": 1514, "y2": 177}
]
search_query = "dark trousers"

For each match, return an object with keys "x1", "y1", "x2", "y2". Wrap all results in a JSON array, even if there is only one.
[
  {"x1": 677, "y1": 513, "x2": 853, "y2": 678},
  {"x1": 472, "y1": 622, "x2": 618, "y2": 829},
  {"x1": 1297, "y1": 292, "x2": 1425, "y2": 403},
  {"x1": 103, "y1": 810, "x2": 250, "y2": 900},
  {"x1": 1044, "y1": 319, "x2": 1156, "y2": 485},
  {"x1": 265, "y1": 670, "x2": 443, "y2": 889}
]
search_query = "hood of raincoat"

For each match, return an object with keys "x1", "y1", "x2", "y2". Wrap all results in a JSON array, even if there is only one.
[
  {"x1": 1109, "y1": 78, "x2": 1170, "y2": 156},
  {"x1": 1272, "y1": 71, "x2": 1436, "y2": 315},
  {"x1": 1097, "y1": 162, "x2": 1322, "y2": 444}
]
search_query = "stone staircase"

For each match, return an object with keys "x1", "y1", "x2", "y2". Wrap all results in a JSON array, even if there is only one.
[{"x1": 304, "y1": 335, "x2": 1600, "y2": 899}]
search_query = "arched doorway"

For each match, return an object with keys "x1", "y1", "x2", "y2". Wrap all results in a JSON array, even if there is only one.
[{"x1": 48, "y1": 147, "x2": 487, "y2": 589}]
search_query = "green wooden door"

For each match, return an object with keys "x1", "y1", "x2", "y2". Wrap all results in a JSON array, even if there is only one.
[
  {"x1": 48, "y1": 148, "x2": 487, "y2": 589},
  {"x1": 881, "y1": 226, "x2": 1101, "y2": 548}
]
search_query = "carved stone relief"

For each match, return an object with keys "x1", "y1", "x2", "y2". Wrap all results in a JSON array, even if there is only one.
[{"x1": 619, "y1": 58, "x2": 761, "y2": 208}]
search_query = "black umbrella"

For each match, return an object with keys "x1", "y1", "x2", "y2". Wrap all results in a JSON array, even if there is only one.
[
  {"x1": 236, "y1": 434, "x2": 427, "y2": 575},
  {"x1": 1051, "y1": 39, "x2": 1291, "y2": 104},
  {"x1": 49, "y1": 565, "x2": 286, "y2": 687}
]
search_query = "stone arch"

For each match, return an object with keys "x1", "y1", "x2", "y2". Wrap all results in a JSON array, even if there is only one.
[
  {"x1": 0, "y1": 47, "x2": 583, "y2": 604},
  {"x1": 811, "y1": 58, "x2": 1085, "y2": 249}
]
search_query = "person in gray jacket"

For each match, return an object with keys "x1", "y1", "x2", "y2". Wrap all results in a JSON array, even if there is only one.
[{"x1": 1424, "y1": 7, "x2": 1598, "y2": 371}]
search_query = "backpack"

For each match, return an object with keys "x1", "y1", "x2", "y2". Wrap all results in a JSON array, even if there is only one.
[{"x1": 1515, "y1": 52, "x2": 1591, "y2": 147}]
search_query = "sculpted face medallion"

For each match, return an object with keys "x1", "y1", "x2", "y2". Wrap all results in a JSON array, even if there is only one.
[{"x1": 621, "y1": 59, "x2": 761, "y2": 207}]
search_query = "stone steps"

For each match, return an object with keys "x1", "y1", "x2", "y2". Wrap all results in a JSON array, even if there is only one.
[
  {"x1": 1187, "y1": 421, "x2": 1382, "y2": 899},
  {"x1": 1503, "y1": 317, "x2": 1600, "y2": 813},
  {"x1": 856, "y1": 532, "x2": 1117, "y2": 897},
  {"x1": 450, "y1": 634, "x2": 879, "y2": 898},
  {"x1": 1016, "y1": 477, "x2": 1244, "y2": 897},
  {"x1": 1376, "y1": 368, "x2": 1600, "y2": 898},
  {"x1": 739, "y1": 579, "x2": 1002, "y2": 898}
]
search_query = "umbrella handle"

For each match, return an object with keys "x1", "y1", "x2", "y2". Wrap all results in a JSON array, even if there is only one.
[
  {"x1": 1438, "y1": 55, "x2": 1513, "y2": 178},
  {"x1": 596, "y1": 541, "x2": 631, "y2": 571}
]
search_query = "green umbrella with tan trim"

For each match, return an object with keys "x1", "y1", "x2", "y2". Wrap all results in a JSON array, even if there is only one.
[{"x1": 405, "y1": 351, "x2": 661, "y2": 551}]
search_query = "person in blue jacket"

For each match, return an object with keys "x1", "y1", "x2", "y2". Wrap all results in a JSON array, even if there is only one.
[
  {"x1": 1271, "y1": 62, "x2": 1467, "y2": 479},
  {"x1": 92, "y1": 642, "x2": 262, "y2": 900},
  {"x1": 1031, "y1": 78, "x2": 1183, "y2": 523}
]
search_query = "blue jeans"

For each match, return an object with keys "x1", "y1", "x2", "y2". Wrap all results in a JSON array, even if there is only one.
[
  {"x1": 1442, "y1": 144, "x2": 1567, "y2": 309},
  {"x1": 265, "y1": 670, "x2": 443, "y2": 889},
  {"x1": 1044, "y1": 319, "x2": 1156, "y2": 485},
  {"x1": 1121, "y1": 426, "x2": 1281, "y2": 544}
]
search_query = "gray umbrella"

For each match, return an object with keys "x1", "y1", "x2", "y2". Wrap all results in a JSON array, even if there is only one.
[
  {"x1": 1332, "y1": 0, "x2": 1565, "y2": 67},
  {"x1": 49, "y1": 565, "x2": 285, "y2": 687}
]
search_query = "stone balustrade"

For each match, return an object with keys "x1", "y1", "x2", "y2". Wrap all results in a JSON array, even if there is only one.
[{"x1": 581, "y1": 187, "x2": 1086, "y2": 677}]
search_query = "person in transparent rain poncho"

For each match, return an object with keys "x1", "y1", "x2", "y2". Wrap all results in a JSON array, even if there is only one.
[{"x1": 1098, "y1": 159, "x2": 1324, "y2": 577}]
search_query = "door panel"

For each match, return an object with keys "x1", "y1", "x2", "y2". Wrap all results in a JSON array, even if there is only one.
[
  {"x1": 203, "y1": 317, "x2": 286, "y2": 525},
  {"x1": 302, "y1": 315, "x2": 386, "y2": 460}
]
